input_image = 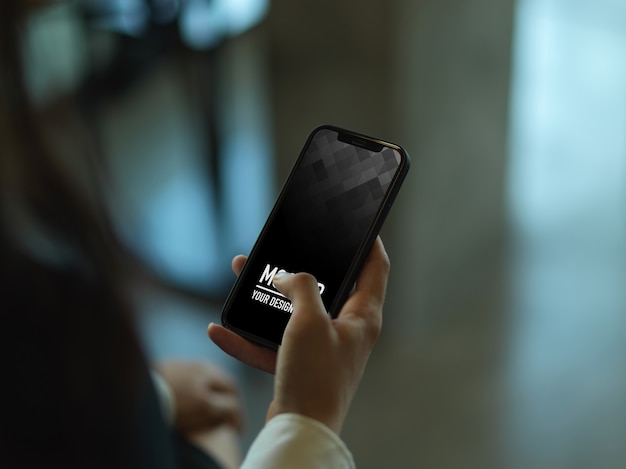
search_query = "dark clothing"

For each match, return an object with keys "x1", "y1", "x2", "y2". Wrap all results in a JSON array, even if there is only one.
[{"x1": 0, "y1": 243, "x2": 220, "y2": 469}]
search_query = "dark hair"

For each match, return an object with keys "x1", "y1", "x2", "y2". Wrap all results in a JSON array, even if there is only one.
[{"x1": 1, "y1": 2, "x2": 150, "y2": 466}]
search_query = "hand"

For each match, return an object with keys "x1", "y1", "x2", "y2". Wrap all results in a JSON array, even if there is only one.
[
  {"x1": 154, "y1": 360, "x2": 245, "y2": 434},
  {"x1": 208, "y1": 237, "x2": 389, "y2": 434},
  {"x1": 208, "y1": 250, "x2": 279, "y2": 373}
]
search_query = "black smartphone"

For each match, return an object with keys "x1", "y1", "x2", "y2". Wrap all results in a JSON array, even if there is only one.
[{"x1": 220, "y1": 125, "x2": 410, "y2": 349}]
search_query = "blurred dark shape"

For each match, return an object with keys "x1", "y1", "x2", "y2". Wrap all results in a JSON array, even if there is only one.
[{"x1": 14, "y1": 0, "x2": 271, "y2": 299}]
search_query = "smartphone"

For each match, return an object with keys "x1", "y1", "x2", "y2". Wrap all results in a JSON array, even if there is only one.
[{"x1": 221, "y1": 125, "x2": 410, "y2": 349}]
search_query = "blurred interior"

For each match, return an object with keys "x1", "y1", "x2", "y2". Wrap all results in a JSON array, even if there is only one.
[{"x1": 20, "y1": 0, "x2": 626, "y2": 467}]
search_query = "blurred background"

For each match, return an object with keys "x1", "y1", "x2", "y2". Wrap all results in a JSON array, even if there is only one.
[{"x1": 21, "y1": 0, "x2": 626, "y2": 467}]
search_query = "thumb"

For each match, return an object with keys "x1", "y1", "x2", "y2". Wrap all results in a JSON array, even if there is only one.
[{"x1": 272, "y1": 271, "x2": 327, "y2": 319}]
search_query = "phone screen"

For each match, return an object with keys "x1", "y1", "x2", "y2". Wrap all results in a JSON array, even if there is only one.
[{"x1": 221, "y1": 126, "x2": 409, "y2": 347}]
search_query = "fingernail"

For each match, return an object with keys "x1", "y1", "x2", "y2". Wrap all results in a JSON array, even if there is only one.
[{"x1": 272, "y1": 270, "x2": 292, "y2": 286}]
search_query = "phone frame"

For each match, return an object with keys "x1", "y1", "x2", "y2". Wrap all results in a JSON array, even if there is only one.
[{"x1": 221, "y1": 124, "x2": 410, "y2": 350}]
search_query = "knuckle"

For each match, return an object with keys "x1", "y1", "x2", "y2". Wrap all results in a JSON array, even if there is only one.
[
  {"x1": 354, "y1": 307, "x2": 382, "y2": 345},
  {"x1": 366, "y1": 301, "x2": 383, "y2": 337},
  {"x1": 365, "y1": 315, "x2": 382, "y2": 343},
  {"x1": 349, "y1": 318, "x2": 381, "y2": 351},
  {"x1": 379, "y1": 250, "x2": 391, "y2": 274},
  {"x1": 291, "y1": 272, "x2": 318, "y2": 289}
]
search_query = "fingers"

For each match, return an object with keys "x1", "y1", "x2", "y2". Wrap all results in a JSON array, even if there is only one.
[
  {"x1": 201, "y1": 366, "x2": 245, "y2": 431},
  {"x1": 202, "y1": 364, "x2": 245, "y2": 431},
  {"x1": 208, "y1": 323, "x2": 277, "y2": 374},
  {"x1": 222, "y1": 238, "x2": 389, "y2": 362},
  {"x1": 272, "y1": 271, "x2": 326, "y2": 320},
  {"x1": 337, "y1": 237, "x2": 389, "y2": 339},
  {"x1": 352, "y1": 238, "x2": 390, "y2": 307},
  {"x1": 154, "y1": 360, "x2": 246, "y2": 435},
  {"x1": 231, "y1": 255, "x2": 247, "y2": 276},
  {"x1": 208, "y1": 391, "x2": 245, "y2": 432},
  {"x1": 353, "y1": 237, "x2": 390, "y2": 308},
  {"x1": 202, "y1": 363, "x2": 239, "y2": 394}
]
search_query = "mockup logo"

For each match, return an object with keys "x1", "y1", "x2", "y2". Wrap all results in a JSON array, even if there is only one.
[
  {"x1": 250, "y1": 264, "x2": 326, "y2": 313},
  {"x1": 258, "y1": 264, "x2": 326, "y2": 295}
]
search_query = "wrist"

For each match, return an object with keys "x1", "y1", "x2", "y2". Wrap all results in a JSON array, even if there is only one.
[{"x1": 270, "y1": 402, "x2": 345, "y2": 435}]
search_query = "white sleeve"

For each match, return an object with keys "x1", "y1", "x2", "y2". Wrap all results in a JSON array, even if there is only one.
[
  {"x1": 150, "y1": 371, "x2": 176, "y2": 425},
  {"x1": 241, "y1": 413, "x2": 355, "y2": 469}
]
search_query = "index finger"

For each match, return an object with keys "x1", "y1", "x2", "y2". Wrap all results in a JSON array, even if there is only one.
[{"x1": 337, "y1": 237, "x2": 390, "y2": 324}]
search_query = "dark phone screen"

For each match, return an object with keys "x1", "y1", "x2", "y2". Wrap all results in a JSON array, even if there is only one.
[{"x1": 222, "y1": 127, "x2": 405, "y2": 346}]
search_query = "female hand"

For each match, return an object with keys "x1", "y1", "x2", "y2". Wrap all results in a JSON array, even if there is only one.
[
  {"x1": 154, "y1": 360, "x2": 245, "y2": 434},
  {"x1": 208, "y1": 237, "x2": 389, "y2": 434}
]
